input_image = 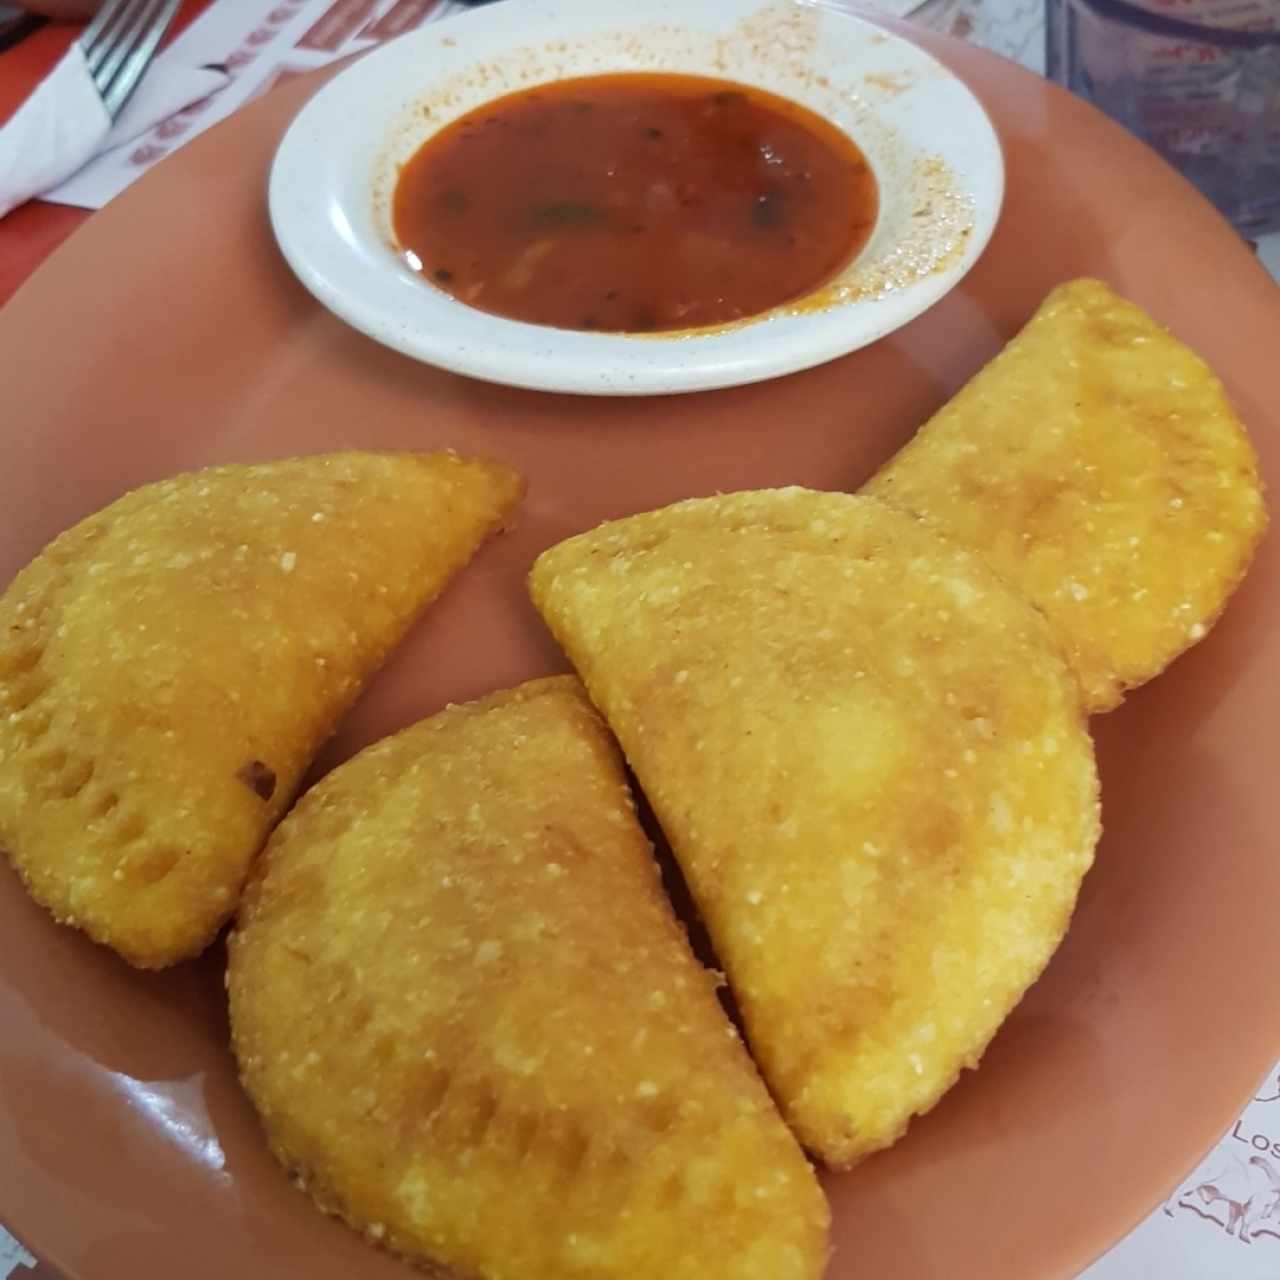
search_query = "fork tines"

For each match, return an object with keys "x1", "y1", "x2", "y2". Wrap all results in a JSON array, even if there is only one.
[{"x1": 78, "y1": 0, "x2": 183, "y2": 121}]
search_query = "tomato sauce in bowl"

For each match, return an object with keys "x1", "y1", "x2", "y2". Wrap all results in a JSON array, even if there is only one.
[{"x1": 392, "y1": 73, "x2": 879, "y2": 333}]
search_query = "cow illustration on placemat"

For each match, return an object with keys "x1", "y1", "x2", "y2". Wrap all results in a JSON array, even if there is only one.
[
  {"x1": 1254, "y1": 1074, "x2": 1280, "y2": 1105},
  {"x1": 1161, "y1": 1073, "x2": 1280, "y2": 1245},
  {"x1": 1165, "y1": 1149, "x2": 1280, "y2": 1245}
]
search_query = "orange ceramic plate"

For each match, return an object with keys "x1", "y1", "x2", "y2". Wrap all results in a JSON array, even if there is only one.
[{"x1": 1, "y1": 26, "x2": 1278, "y2": 1280}]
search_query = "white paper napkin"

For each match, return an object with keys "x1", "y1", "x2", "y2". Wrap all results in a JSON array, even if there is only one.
[{"x1": 0, "y1": 43, "x2": 228, "y2": 218}]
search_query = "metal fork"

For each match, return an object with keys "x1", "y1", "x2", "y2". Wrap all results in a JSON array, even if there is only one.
[{"x1": 78, "y1": 0, "x2": 182, "y2": 121}]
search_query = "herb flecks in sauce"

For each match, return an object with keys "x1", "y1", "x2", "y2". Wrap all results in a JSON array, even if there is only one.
[{"x1": 394, "y1": 72, "x2": 878, "y2": 333}]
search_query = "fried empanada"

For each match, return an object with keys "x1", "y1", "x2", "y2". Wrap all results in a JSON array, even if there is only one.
[
  {"x1": 227, "y1": 676, "x2": 828, "y2": 1280},
  {"x1": 530, "y1": 491, "x2": 1100, "y2": 1168},
  {"x1": 0, "y1": 450, "x2": 522, "y2": 968},
  {"x1": 864, "y1": 278, "x2": 1267, "y2": 712}
]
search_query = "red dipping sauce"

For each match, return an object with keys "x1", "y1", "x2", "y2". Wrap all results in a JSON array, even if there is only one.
[{"x1": 393, "y1": 72, "x2": 879, "y2": 333}]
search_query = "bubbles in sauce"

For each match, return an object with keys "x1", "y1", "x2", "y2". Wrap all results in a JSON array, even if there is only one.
[{"x1": 393, "y1": 73, "x2": 879, "y2": 333}]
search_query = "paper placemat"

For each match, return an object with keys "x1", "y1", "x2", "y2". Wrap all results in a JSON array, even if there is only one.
[{"x1": 44, "y1": 0, "x2": 468, "y2": 209}]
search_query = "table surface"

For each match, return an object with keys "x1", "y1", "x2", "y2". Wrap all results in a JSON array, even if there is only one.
[{"x1": 0, "y1": 3, "x2": 1277, "y2": 1279}]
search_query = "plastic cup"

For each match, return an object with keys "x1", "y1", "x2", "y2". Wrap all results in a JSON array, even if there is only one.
[{"x1": 1046, "y1": 0, "x2": 1280, "y2": 236}]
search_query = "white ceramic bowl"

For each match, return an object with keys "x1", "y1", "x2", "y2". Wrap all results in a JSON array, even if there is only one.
[{"x1": 269, "y1": 0, "x2": 1004, "y2": 395}]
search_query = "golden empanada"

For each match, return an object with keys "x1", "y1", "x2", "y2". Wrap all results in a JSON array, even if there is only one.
[
  {"x1": 228, "y1": 676, "x2": 828, "y2": 1280},
  {"x1": 530, "y1": 490, "x2": 1100, "y2": 1168},
  {"x1": 865, "y1": 278, "x2": 1266, "y2": 712},
  {"x1": 0, "y1": 450, "x2": 522, "y2": 968}
]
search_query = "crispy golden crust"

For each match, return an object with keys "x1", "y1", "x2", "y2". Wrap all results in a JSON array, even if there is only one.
[
  {"x1": 865, "y1": 278, "x2": 1267, "y2": 712},
  {"x1": 530, "y1": 491, "x2": 1100, "y2": 1168},
  {"x1": 228, "y1": 677, "x2": 828, "y2": 1280},
  {"x1": 0, "y1": 451, "x2": 523, "y2": 968}
]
